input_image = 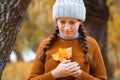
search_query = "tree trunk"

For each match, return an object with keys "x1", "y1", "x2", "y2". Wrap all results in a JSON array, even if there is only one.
[
  {"x1": 84, "y1": 0, "x2": 113, "y2": 79},
  {"x1": 0, "y1": 0, "x2": 31, "y2": 79}
]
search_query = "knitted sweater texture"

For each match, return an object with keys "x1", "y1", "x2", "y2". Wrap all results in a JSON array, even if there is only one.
[{"x1": 28, "y1": 36, "x2": 107, "y2": 80}]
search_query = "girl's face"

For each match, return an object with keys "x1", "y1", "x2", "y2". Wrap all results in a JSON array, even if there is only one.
[{"x1": 57, "y1": 18, "x2": 82, "y2": 39}]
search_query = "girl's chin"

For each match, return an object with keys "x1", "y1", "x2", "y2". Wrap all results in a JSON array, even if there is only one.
[{"x1": 64, "y1": 35, "x2": 72, "y2": 39}]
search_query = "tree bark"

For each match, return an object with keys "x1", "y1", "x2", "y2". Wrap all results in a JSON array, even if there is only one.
[
  {"x1": 0, "y1": 0, "x2": 31, "y2": 79},
  {"x1": 84, "y1": 0, "x2": 113, "y2": 79}
]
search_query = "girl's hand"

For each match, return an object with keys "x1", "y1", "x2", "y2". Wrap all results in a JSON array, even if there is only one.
[
  {"x1": 71, "y1": 69, "x2": 82, "y2": 78},
  {"x1": 51, "y1": 60, "x2": 81, "y2": 78}
]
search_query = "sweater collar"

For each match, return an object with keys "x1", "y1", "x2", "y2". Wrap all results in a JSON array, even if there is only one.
[{"x1": 58, "y1": 31, "x2": 79, "y2": 40}]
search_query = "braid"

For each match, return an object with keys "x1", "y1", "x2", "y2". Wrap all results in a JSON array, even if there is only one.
[
  {"x1": 39, "y1": 26, "x2": 59, "y2": 63},
  {"x1": 78, "y1": 25, "x2": 94, "y2": 67}
]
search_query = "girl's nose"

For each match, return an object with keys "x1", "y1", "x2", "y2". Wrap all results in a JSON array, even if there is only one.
[{"x1": 64, "y1": 23, "x2": 71, "y2": 30}]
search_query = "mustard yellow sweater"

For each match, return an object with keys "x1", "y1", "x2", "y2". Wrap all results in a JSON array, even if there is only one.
[{"x1": 28, "y1": 36, "x2": 107, "y2": 80}]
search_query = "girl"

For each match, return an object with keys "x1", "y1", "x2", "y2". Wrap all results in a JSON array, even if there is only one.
[{"x1": 28, "y1": 0, "x2": 107, "y2": 80}]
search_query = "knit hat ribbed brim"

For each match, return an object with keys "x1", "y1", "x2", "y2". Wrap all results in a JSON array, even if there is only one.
[{"x1": 52, "y1": 0, "x2": 86, "y2": 21}]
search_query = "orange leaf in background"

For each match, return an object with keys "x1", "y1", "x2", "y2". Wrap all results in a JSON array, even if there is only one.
[{"x1": 52, "y1": 47, "x2": 72, "y2": 62}]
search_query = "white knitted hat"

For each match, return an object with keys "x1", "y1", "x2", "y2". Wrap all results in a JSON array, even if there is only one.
[{"x1": 52, "y1": 0, "x2": 86, "y2": 21}]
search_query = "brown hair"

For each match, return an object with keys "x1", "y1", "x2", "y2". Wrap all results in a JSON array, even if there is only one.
[
  {"x1": 39, "y1": 27, "x2": 59, "y2": 62},
  {"x1": 78, "y1": 25, "x2": 94, "y2": 67},
  {"x1": 39, "y1": 25, "x2": 94, "y2": 67}
]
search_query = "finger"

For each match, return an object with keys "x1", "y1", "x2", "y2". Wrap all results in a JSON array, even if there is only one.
[
  {"x1": 66, "y1": 62, "x2": 79, "y2": 68},
  {"x1": 68, "y1": 66, "x2": 80, "y2": 73},
  {"x1": 70, "y1": 69, "x2": 82, "y2": 75},
  {"x1": 61, "y1": 59, "x2": 71, "y2": 64}
]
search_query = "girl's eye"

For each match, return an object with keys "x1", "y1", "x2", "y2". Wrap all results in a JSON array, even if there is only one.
[
  {"x1": 69, "y1": 21, "x2": 75, "y2": 25},
  {"x1": 60, "y1": 21, "x2": 66, "y2": 24}
]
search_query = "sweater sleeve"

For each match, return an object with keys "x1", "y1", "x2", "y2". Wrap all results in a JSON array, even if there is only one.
[
  {"x1": 28, "y1": 38, "x2": 55, "y2": 80},
  {"x1": 76, "y1": 38, "x2": 107, "y2": 80}
]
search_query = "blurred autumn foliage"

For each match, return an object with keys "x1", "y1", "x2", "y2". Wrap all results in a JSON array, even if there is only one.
[
  {"x1": 2, "y1": 0, "x2": 120, "y2": 80},
  {"x1": 107, "y1": 0, "x2": 120, "y2": 68},
  {"x1": 14, "y1": 0, "x2": 55, "y2": 57}
]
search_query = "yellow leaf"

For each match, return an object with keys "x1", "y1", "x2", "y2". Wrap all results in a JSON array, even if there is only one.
[{"x1": 52, "y1": 47, "x2": 72, "y2": 62}]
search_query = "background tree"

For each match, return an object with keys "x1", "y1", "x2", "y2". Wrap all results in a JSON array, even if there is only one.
[
  {"x1": 0, "y1": 0, "x2": 31, "y2": 79},
  {"x1": 83, "y1": 0, "x2": 113, "y2": 79}
]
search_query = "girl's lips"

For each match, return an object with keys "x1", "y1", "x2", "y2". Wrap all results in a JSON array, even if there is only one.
[
  {"x1": 64, "y1": 31, "x2": 72, "y2": 34},
  {"x1": 64, "y1": 33, "x2": 70, "y2": 35}
]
